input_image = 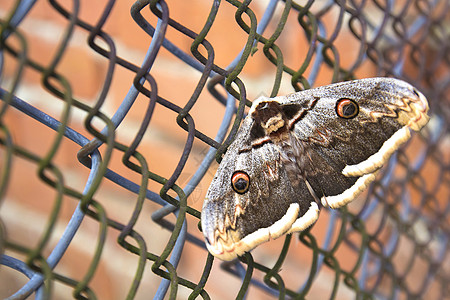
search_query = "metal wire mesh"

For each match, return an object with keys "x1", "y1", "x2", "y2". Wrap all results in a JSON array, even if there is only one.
[{"x1": 0, "y1": 0, "x2": 449, "y2": 299}]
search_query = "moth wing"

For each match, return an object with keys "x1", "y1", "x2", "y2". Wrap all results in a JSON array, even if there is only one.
[
  {"x1": 202, "y1": 117, "x2": 319, "y2": 260},
  {"x1": 282, "y1": 78, "x2": 428, "y2": 208},
  {"x1": 233, "y1": 141, "x2": 319, "y2": 245}
]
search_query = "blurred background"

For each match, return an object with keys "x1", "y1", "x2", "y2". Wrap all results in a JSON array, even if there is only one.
[{"x1": 0, "y1": 0, "x2": 448, "y2": 299}]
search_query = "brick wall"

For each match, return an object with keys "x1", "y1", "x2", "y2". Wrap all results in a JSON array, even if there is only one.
[{"x1": 2, "y1": 0, "x2": 441, "y2": 299}]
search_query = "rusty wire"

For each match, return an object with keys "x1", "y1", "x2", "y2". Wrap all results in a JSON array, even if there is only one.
[{"x1": 0, "y1": 0, "x2": 449, "y2": 299}]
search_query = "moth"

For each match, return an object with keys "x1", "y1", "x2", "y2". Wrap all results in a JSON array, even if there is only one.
[{"x1": 201, "y1": 78, "x2": 429, "y2": 261}]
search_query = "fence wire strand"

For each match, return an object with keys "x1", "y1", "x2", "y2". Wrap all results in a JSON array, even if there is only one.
[{"x1": 0, "y1": 0, "x2": 449, "y2": 299}]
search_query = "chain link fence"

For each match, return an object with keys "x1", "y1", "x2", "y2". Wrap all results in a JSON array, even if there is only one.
[{"x1": 0, "y1": 0, "x2": 449, "y2": 299}]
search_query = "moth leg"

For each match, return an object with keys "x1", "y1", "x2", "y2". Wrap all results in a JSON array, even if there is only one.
[{"x1": 304, "y1": 179, "x2": 321, "y2": 203}]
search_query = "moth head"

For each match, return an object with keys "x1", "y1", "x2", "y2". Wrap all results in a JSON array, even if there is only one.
[{"x1": 252, "y1": 101, "x2": 286, "y2": 135}]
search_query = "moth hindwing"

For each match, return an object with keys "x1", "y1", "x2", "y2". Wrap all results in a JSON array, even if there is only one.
[{"x1": 201, "y1": 77, "x2": 429, "y2": 261}]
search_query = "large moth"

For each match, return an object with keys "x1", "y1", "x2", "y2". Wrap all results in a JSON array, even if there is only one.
[{"x1": 201, "y1": 78, "x2": 429, "y2": 261}]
